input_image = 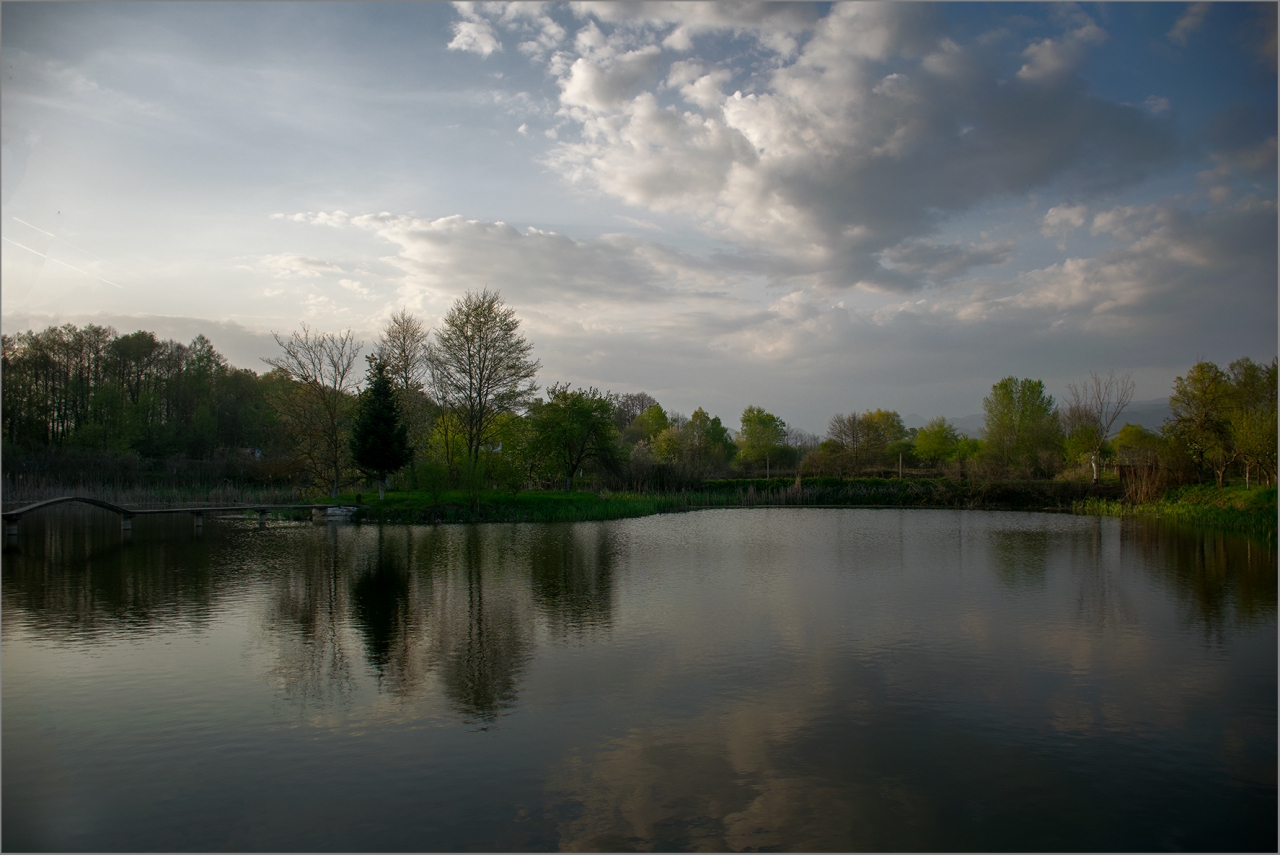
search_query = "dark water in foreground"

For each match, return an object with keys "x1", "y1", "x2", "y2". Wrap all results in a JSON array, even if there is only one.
[{"x1": 2, "y1": 507, "x2": 1275, "y2": 852}]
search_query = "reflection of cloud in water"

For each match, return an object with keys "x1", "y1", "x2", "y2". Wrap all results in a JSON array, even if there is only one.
[
  {"x1": 546, "y1": 666, "x2": 856, "y2": 852},
  {"x1": 540, "y1": 511, "x2": 1275, "y2": 849}
]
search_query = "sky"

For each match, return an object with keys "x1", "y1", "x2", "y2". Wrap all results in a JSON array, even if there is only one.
[{"x1": 2, "y1": 1, "x2": 1276, "y2": 433}]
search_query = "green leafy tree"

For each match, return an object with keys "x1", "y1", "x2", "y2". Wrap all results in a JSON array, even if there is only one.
[
  {"x1": 1168, "y1": 361, "x2": 1234, "y2": 488},
  {"x1": 915, "y1": 416, "x2": 959, "y2": 464},
  {"x1": 652, "y1": 407, "x2": 734, "y2": 475},
  {"x1": 529, "y1": 384, "x2": 620, "y2": 491},
  {"x1": 632, "y1": 404, "x2": 670, "y2": 441},
  {"x1": 489, "y1": 412, "x2": 539, "y2": 495},
  {"x1": 981, "y1": 377, "x2": 1064, "y2": 478},
  {"x1": 687, "y1": 407, "x2": 736, "y2": 473},
  {"x1": 737, "y1": 405, "x2": 788, "y2": 476},
  {"x1": 1226, "y1": 357, "x2": 1278, "y2": 488},
  {"x1": 861, "y1": 410, "x2": 907, "y2": 462},
  {"x1": 350, "y1": 358, "x2": 413, "y2": 500}
]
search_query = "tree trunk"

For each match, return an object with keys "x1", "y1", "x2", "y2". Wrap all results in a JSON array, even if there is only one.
[
  {"x1": 379, "y1": 478, "x2": 386, "y2": 501},
  {"x1": 1090, "y1": 452, "x2": 1098, "y2": 484}
]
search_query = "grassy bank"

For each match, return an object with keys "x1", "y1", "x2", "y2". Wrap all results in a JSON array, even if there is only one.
[
  {"x1": 342, "y1": 477, "x2": 1121, "y2": 525},
  {"x1": 1074, "y1": 484, "x2": 1277, "y2": 537}
]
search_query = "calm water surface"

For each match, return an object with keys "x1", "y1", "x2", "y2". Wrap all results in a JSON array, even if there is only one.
[{"x1": 2, "y1": 507, "x2": 1275, "y2": 851}]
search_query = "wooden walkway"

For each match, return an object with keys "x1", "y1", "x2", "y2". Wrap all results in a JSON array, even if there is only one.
[{"x1": 3, "y1": 497, "x2": 361, "y2": 536}]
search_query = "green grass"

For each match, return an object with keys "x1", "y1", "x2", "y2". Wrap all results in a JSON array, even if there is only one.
[
  {"x1": 340, "y1": 480, "x2": 1278, "y2": 537},
  {"x1": 339, "y1": 488, "x2": 704, "y2": 524},
  {"x1": 339, "y1": 477, "x2": 1119, "y2": 525},
  {"x1": 1074, "y1": 484, "x2": 1277, "y2": 537}
]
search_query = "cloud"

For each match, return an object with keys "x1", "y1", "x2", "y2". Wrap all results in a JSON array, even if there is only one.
[
  {"x1": 339, "y1": 278, "x2": 372, "y2": 297},
  {"x1": 4, "y1": 50, "x2": 167, "y2": 125},
  {"x1": 1016, "y1": 20, "x2": 1107, "y2": 84},
  {"x1": 451, "y1": 3, "x2": 1176, "y2": 294},
  {"x1": 878, "y1": 240, "x2": 1013, "y2": 283},
  {"x1": 448, "y1": 3, "x2": 503, "y2": 57},
  {"x1": 257, "y1": 252, "x2": 345, "y2": 278},
  {"x1": 963, "y1": 199, "x2": 1277, "y2": 335},
  {"x1": 286, "y1": 193, "x2": 1274, "y2": 422},
  {"x1": 1167, "y1": 3, "x2": 1210, "y2": 47},
  {"x1": 1039, "y1": 203, "x2": 1088, "y2": 249}
]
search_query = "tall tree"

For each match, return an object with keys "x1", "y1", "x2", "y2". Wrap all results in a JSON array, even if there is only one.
[
  {"x1": 1167, "y1": 361, "x2": 1233, "y2": 487},
  {"x1": 375, "y1": 309, "x2": 433, "y2": 469},
  {"x1": 738, "y1": 405, "x2": 788, "y2": 477},
  {"x1": 350, "y1": 358, "x2": 413, "y2": 500},
  {"x1": 376, "y1": 308, "x2": 430, "y2": 394},
  {"x1": 1062, "y1": 369, "x2": 1135, "y2": 483},
  {"x1": 981, "y1": 377, "x2": 1063, "y2": 478},
  {"x1": 264, "y1": 325, "x2": 363, "y2": 498},
  {"x1": 827, "y1": 412, "x2": 867, "y2": 473},
  {"x1": 1225, "y1": 357, "x2": 1277, "y2": 488},
  {"x1": 427, "y1": 290, "x2": 540, "y2": 474},
  {"x1": 529, "y1": 384, "x2": 619, "y2": 491}
]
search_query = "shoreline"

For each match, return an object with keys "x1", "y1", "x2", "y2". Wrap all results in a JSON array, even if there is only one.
[{"x1": 339, "y1": 479, "x2": 1276, "y2": 538}]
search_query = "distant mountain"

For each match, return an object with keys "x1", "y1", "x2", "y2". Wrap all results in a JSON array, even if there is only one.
[
  {"x1": 1114, "y1": 398, "x2": 1172, "y2": 433},
  {"x1": 901, "y1": 412, "x2": 984, "y2": 437},
  {"x1": 902, "y1": 398, "x2": 1170, "y2": 439}
]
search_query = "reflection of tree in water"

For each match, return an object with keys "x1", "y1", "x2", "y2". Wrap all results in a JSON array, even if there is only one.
[
  {"x1": 267, "y1": 523, "x2": 536, "y2": 723},
  {"x1": 264, "y1": 525, "x2": 356, "y2": 709},
  {"x1": 2, "y1": 508, "x2": 220, "y2": 638},
  {"x1": 1063, "y1": 517, "x2": 1136, "y2": 629},
  {"x1": 1129, "y1": 521, "x2": 1277, "y2": 639},
  {"x1": 529, "y1": 524, "x2": 617, "y2": 638},
  {"x1": 990, "y1": 529, "x2": 1050, "y2": 589},
  {"x1": 278, "y1": 523, "x2": 619, "y2": 721},
  {"x1": 426, "y1": 527, "x2": 533, "y2": 726},
  {"x1": 349, "y1": 529, "x2": 412, "y2": 685}
]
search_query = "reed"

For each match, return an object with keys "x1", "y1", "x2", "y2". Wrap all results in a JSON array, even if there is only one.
[{"x1": 1074, "y1": 484, "x2": 1277, "y2": 537}]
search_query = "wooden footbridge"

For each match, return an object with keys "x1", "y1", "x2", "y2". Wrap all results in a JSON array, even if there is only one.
[{"x1": 3, "y1": 496, "x2": 362, "y2": 539}]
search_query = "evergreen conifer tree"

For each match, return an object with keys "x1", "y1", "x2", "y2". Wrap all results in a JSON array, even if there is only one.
[{"x1": 350, "y1": 358, "x2": 412, "y2": 499}]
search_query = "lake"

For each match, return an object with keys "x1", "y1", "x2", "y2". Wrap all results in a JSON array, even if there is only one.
[{"x1": 2, "y1": 507, "x2": 1275, "y2": 851}]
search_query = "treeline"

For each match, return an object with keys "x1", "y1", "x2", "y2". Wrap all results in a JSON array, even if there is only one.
[
  {"x1": 3, "y1": 292, "x2": 1276, "y2": 501},
  {"x1": 2, "y1": 324, "x2": 297, "y2": 487}
]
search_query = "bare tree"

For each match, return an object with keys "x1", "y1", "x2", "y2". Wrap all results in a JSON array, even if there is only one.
[
  {"x1": 376, "y1": 308, "x2": 430, "y2": 394},
  {"x1": 427, "y1": 290, "x2": 540, "y2": 472},
  {"x1": 1063, "y1": 369, "x2": 1135, "y2": 483},
  {"x1": 375, "y1": 309, "x2": 433, "y2": 463},
  {"x1": 264, "y1": 325, "x2": 363, "y2": 498},
  {"x1": 827, "y1": 412, "x2": 866, "y2": 475},
  {"x1": 609, "y1": 391, "x2": 659, "y2": 430}
]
